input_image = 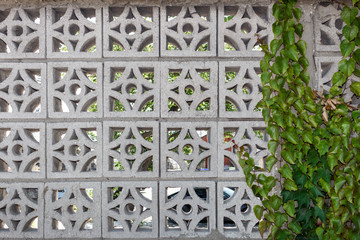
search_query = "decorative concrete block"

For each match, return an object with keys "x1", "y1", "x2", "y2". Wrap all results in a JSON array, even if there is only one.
[
  {"x1": 103, "y1": 6, "x2": 159, "y2": 57},
  {"x1": 217, "y1": 182, "x2": 262, "y2": 239},
  {"x1": 218, "y1": 121, "x2": 269, "y2": 178},
  {"x1": 161, "y1": 61, "x2": 218, "y2": 118},
  {"x1": 161, "y1": 122, "x2": 217, "y2": 178},
  {"x1": 104, "y1": 62, "x2": 160, "y2": 118},
  {"x1": 103, "y1": 121, "x2": 159, "y2": 178},
  {"x1": 218, "y1": 4, "x2": 272, "y2": 57},
  {"x1": 0, "y1": 182, "x2": 44, "y2": 239},
  {"x1": 315, "y1": 56, "x2": 360, "y2": 105},
  {"x1": 159, "y1": 181, "x2": 216, "y2": 238},
  {"x1": 44, "y1": 182, "x2": 101, "y2": 239},
  {"x1": 160, "y1": 5, "x2": 216, "y2": 57},
  {"x1": 48, "y1": 62, "x2": 102, "y2": 118},
  {"x1": 315, "y1": 2, "x2": 343, "y2": 52},
  {"x1": 0, "y1": 8, "x2": 45, "y2": 58},
  {"x1": 47, "y1": 122, "x2": 102, "y2": 178},
  {"x1": 219, "y1": 61, "x2": 263, "y2": 119},
  {"x1": 102, "y1": 181, "x2": 158, "y2": 238},
  {"x1": 0, "y1": 123, "x2": 45, "y2": 179},
  {"x1": 46, "y1": 5, "x2": 102, "y2": 58},
  {"x1": 0, "y1": 63, "x2": 46, "y2": 118}
]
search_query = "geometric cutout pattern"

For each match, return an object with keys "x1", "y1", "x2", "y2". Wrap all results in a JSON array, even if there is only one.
[
  {"x1": 161, "y1": 122, "x2": 217, "y2": 178},
  {"x1": 160, "y1": 181, "x2": 216, "y2": 238},
  {"x1": 160, "y1": 5, "x2": 216, "y2": 56},
  {"x1": 161, "y1": 62, "x2": 218, "y2": 118},
  {"x1": 0, "y1": 123, "x2": 45, "y2": 179},
  {"x1": 48, "y1": 62, "x2": 102, "y2": 118},
  {"x1": 218, "y1": 4, "x2": 272, "y2": 57},
  {"x1": 103, "y1": 6, "x2": 159, "y2": 57},
  {"x1": 315, "y1": 2, "x2": 343, "y2": 52},
  {"x1": 103, "y1": 121, "x2": 159, "y2": 178},
  {"x1": 315, "y1": 56, "x2": 360, "y2": 106},
  {"x1": 218, "y1": 121, "x2": 269, "y2": 178},
  {"x1": 219, "y1": 61, "x2": 263, "y2": 119},
  {"x1": 46, "y1": 5, "x2": 102, "y2": 58},
  {"x1": 102, "y1": 181, "x2": 158, "y2": 238},
  {"x1": 44, "y1": 182, "x2": 101, "y2": 238},
  {"x1": 0, "y1": 8, "x2": 45, "y2": 58},
  {"x1": 0, "y1": 63, "x2": 46, "y2": 118},
  {"x1": 47, "y1": 122, "x2": 102, "y2": 178},
  {"x1": 0, "y1": 183, "x2": 44, "y2": 239},
  {"x1": 217, "y1": 182, "x2": 263, "y2": 239},
  {"x1": 104, "y1": 62, "x2": 160, "y2": 117}
]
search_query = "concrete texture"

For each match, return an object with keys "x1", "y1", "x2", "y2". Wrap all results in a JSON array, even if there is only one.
[{"x1": 0, "y1": 0, "x2": 345, "y2": 239}]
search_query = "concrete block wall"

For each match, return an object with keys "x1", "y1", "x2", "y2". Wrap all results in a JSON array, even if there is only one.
[{"x1": 0, "y1": 0, "x2": 343, "y2": 239}]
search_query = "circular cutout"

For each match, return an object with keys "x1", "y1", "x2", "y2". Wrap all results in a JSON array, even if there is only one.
[
  {"x1": 12, "y1": 144, "x2": 24, "y2": 156},
  {"x1": 12, "y1": 25, "x2": 23, "y2": 36},
  {"x1": 67, "y1": 205, "x2": 78, "y2": 214},
  {"x1": 241, "y1": 203, "x2": 250, "y2": 213},
  {"x1": 10, "y1": 204, "x2": 21, "y2": 215},
  {"x1": 184, "y1": 85, "x2": 194, "y2": 95},
  {"x1": 70, "y1": 83, "x2": 81, "y2": 95},
  {"x1": 125, "y1": 203, "x2": 136, "y2": 213},
  {"x1": 126, "y1": 144, "x2": 136, "y2": 155},
  {"x1": 126, "y1": 84, "x2": 137, "y2": 95},
  {"x1": 14, "y1": 84, "x2": 25, "y2": 96},
  {"x1": 69, "y1": 24, "x2": 80, "y2": 35},
  {"x1": 182, "y1": 144, "x2": 193, "y2": 155},
  {"x1": 183, "y1": 23, "x2": 194, "y2": 35},
  {"x1": 70, "y1": 145, "x2": 81, "y2": 156},
  {"x1": 182, "y1": 204, "x2": 193, "y2": 214},
  {"x1": 240, "y1": 22, "x2": 252, "y2": 34},
  {"x1": 125, "y1": 24, "x2": 137, "y2": 35},
  {"x1": 242, "y1": 83, "x2": 252, "y2": 95}
]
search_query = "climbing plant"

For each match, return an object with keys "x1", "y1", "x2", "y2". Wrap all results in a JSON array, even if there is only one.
[{"x1": 237, "y1": 0, "x2": 360, "y2": 239}]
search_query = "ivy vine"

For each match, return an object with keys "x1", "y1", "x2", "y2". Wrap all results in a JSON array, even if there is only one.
[{"x1": 238, "y1": 0, "x2": 360, "y2": 239}]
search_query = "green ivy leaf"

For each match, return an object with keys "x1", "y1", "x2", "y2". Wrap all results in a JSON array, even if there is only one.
[
  {"x1": 332, "y1": 72, "x2": 346, "y2": 87},
  {"x1": 341, "y1": 6, "x2": 358, "y2": 25},
  {"x1": 284, "y1": 179, "x2": 298, "y2": 191},
  {"x1": 267, "y1": 124, "x2": 280, "y2": 140},
  {"x1": 268, "y1": 140, "x2": 279, "y2": 155},
  {"x1": 294, "y1": 23, "x2": 303, "y2": 37},
  {"x1": 340, "y1": 39, "x2": 356, "y2": 57},
  {"x1": 339, "y1": 58, "x2": 356, "y2": 77},
  {"x1": 270, "y1": 195, "x2": 282, "y2": 211},
  {"x1": 254, "y1": 205, "x2": 264, "y2": 220},
  {"x1": 266, "y1": 155, "x2": 277, "y2": 171},
  {"x1": 343, "y1": 25, "x2": 359, "y2": 41},
  {"x1": 258, "y1": 220, "x2": 267, "y2": 238},
  {"x1": 264, "y1": 176, "x2": 276, "y2": 193},
  {"x1": 353, "y1": 48, "x2": 360, "y2": 65},
  {"x1": 314, "y1": 206, "x2": 326, "y2": 223},
  {"x1": 279, "y1": 163, "x2": 293, "y2": 179},
  {"x1": 261, "y1": 72, "x2": 271, "y2": 85},
  {"x1": 270, "y1": 39, "x2": 282, "y2": 55},
  {"x1": 302, "y1": 130, "x2": 313, "y2": 143},
  {"x1": 284, "y1": 200, "x2": 296, "y2": 217},
  {"x1": 281, "y1": 128, "x2": 299, "y2": 144},
  {"x1": 327, "y1": 154, "x2": 338, "y2": 171},
  {"x1": 273, "y1": 3, "x2": 282, "y2": 21},
  {"x1": 293, "y1": 8, "x2": 302, "y2": 21},
  {"x1": 275, "y1": 213, "x2": 288, "y2": 227},
  {"x1": 350, "y1": 81, "x2": 360, "y2": 96},
  {"x1": 288, "y1": 221, "x2": 302, "y2": 234},
  {"x1": 319, "y1": 178, "x2": 331, "y2": 194},
  {"x1": 316, "y1": 227, "x2": 324, "y2": 240},
  {"x1": 335, "y1": 176, "x2": 346, "y2": 193},
  {"x1": 282, "y1": 149, "x2": 296, "y2": 164},
  {"x1": 286, "y1": 45, "x2": 299, "y2": 61},
  {"x1": 299, "y1": 56, "x2": 309, "y2": 68},
  {"x1": 283, "y1": 29, "x2": 295, "y2": 46},
  {"x1": 318, "y1": 140, "x2": 330, "y2": 156},
  {"x1": 296, "y1": 40, "x2": 307, "y2": 56},
  {"x1": 273, "y1": 21, "x2": 283, "y2": 38}
]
